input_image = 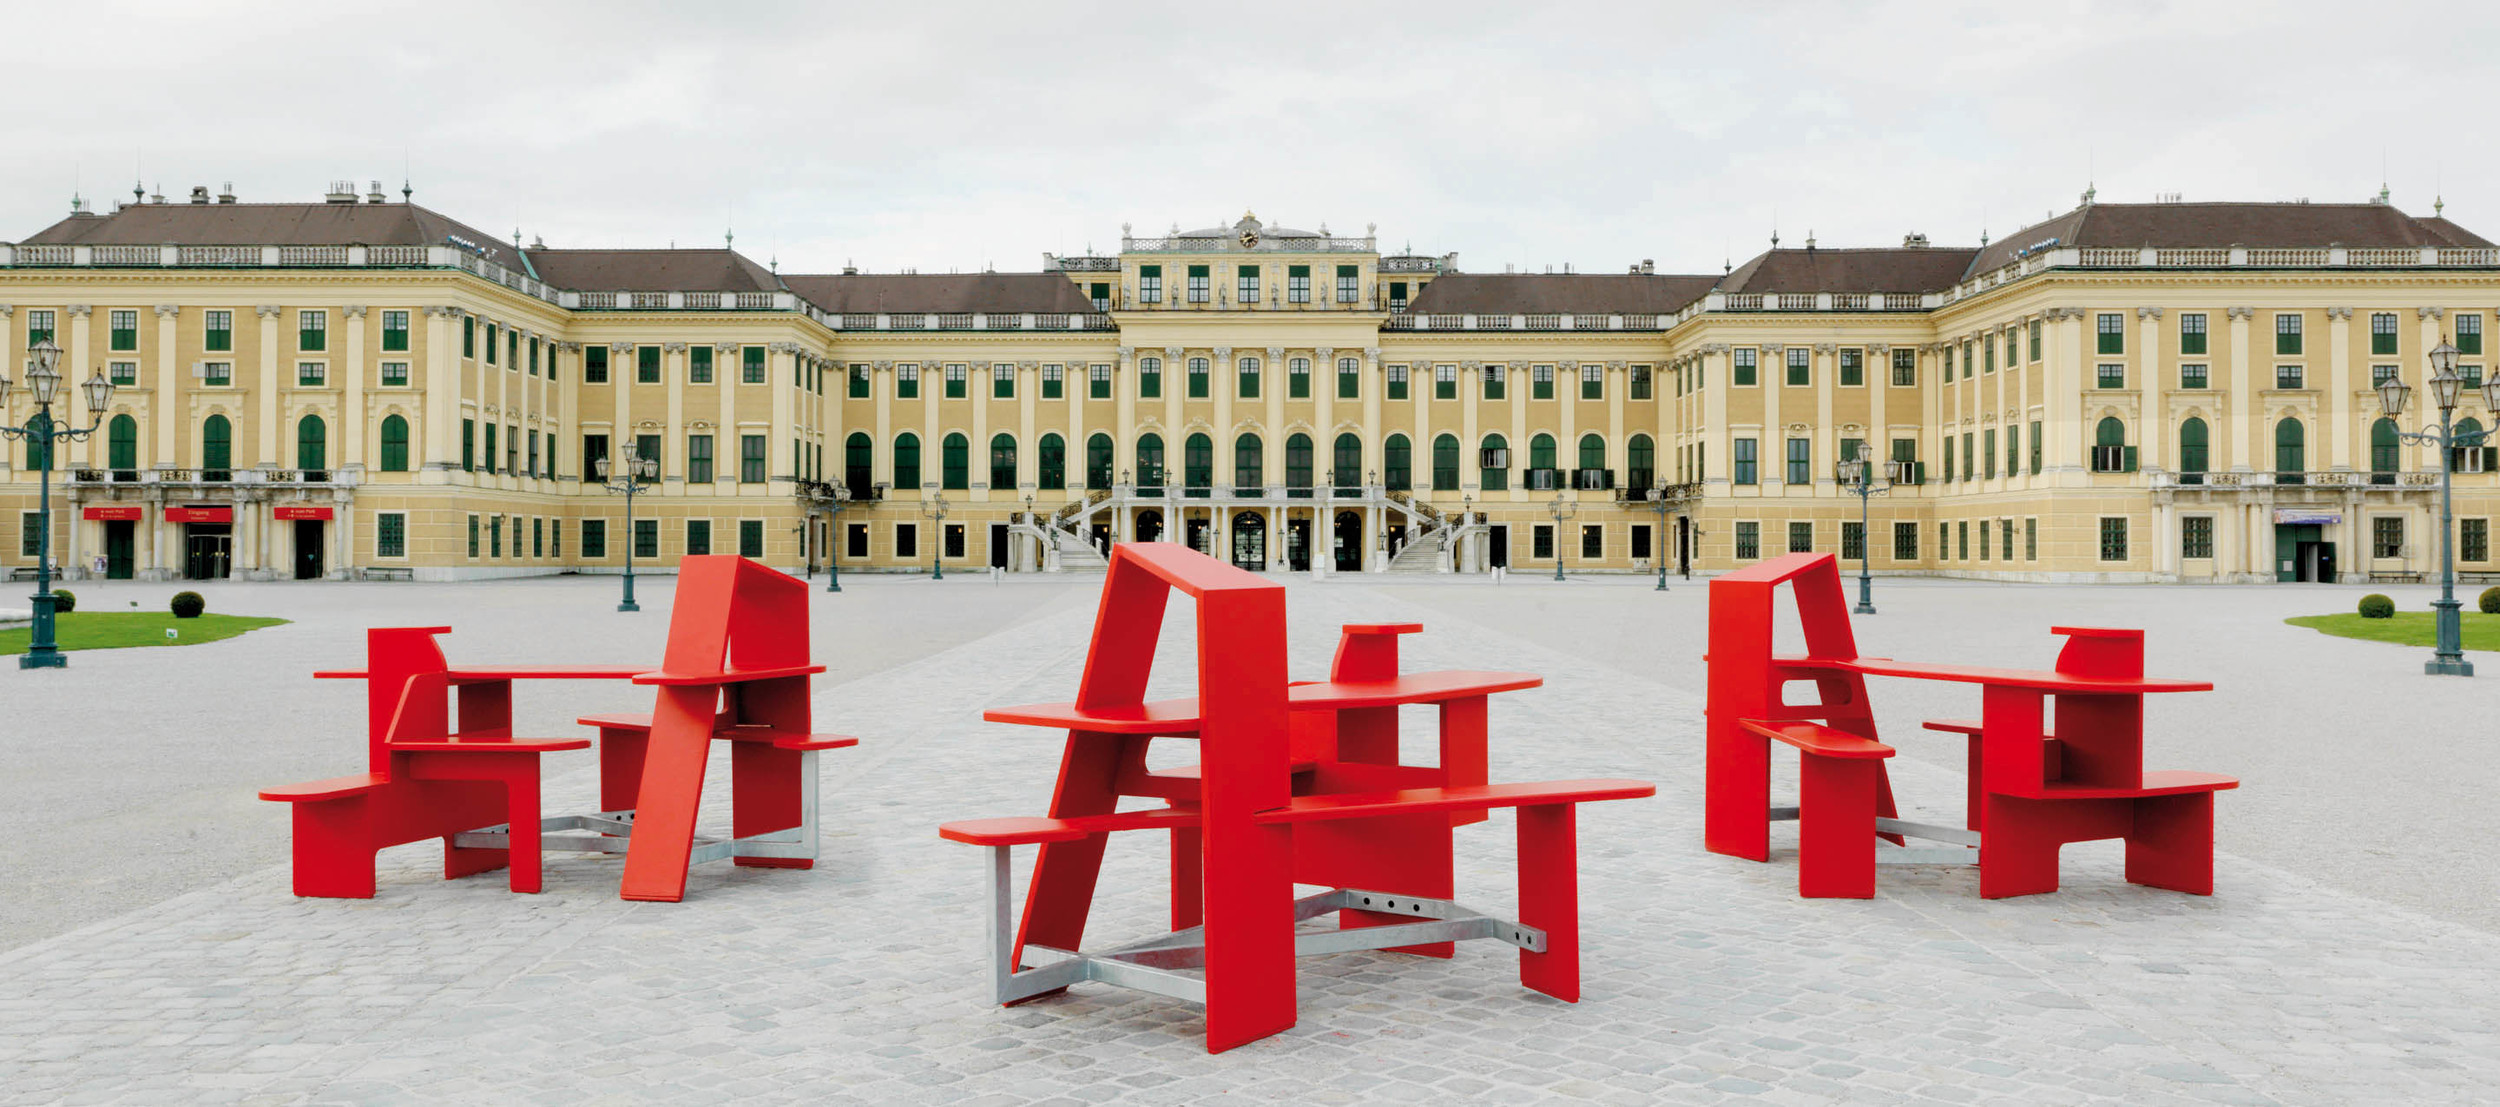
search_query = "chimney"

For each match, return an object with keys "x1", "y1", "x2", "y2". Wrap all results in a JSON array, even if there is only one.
[
  {"x1": 189, "y1": 186, "x2": 210, "y2": 204},
  {"x1": 218, "y1": 182, "x2": 237, "y2": 204},
  {"x1": 325, "y1": 180, "x2": 358, "y2": 204},
  {"x1": 842, "y1": 263, "x2": 859, "y2": 275},
  {"x1": 367, "y1": 180, "x2": 387, "y2": 204},
  {"x1": 1902, "y1": 233, "x2": 1930, "y2": 248},
  {"x1": 1641, "y1": 258, "x2": 1654, "y2": 274},
  {"x1": 148, "y1": 186, "x2": 166, "y2": 204}
]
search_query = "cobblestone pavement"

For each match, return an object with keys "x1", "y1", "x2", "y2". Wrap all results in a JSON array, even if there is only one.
[{"x1": 3, "y1": 575, "x2": 2497, "y2": 1104}]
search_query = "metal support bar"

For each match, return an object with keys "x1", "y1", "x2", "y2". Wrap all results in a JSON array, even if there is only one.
[
  {"x1": 1874, "y1": 846, "x2": 1979, "y2": 866},
  {"x1": 1875, "y1": 817, "x2": 1982, "y2": 848}
]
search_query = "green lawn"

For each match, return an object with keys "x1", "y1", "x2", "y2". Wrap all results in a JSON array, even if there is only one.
[
  {"x1": 0, "y1": 612, "x2": 289, "y2": 655},
  {"x1": 2284, "y1": 611, "x2": 2500, "y2": 652}
]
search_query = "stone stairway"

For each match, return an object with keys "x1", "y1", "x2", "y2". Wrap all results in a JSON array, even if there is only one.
[{"x1": 1384, "y1": 529, "x2": 1447, "y2": 574}]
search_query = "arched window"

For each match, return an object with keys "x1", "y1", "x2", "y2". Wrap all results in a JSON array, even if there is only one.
[
  {"x1": 1333, "y1": 433, "x2": 1361, "y2": 489},
  {"x1": 2096, "y1": 416, "x2": 2126, "y2": 447},
  {"x1": 893, "y1": 432, "x2": 921, "y2": 490},
  {"x1": 1285, "y1": 433, "x2": 1313, "y2": 492},
  {"x1": 1578, "y1": 433, "x2": 1606, "y2": 472},
  {"x1": 845, "y1": 432, "x2": 873, "y2": 493},
  {"x1": 2178, "y1": 418, "x2": 2208, "y2": 476},
  {"x1": 107, "y1": 414, "x2": 138, "y2": 471},
  {"x1": 2092, "y1": 416, "x2": 2128, "y2": 472},
  {"x1": 989, "y1": 432, "x2": 1017, "y2": 490},
  {"x1": 2372, "y1": 417, "x2": 2401, "y2": 480},
  {"x1": 1184, "y1": 433, "x2": 1213, "y2": 492},
  {"x1": 380, "y1": 414, "x2": 410, "y2": 472},
  {"x1": 1038, "y1": 433, "x2": 1066, "y2": 489},
  {"x1": 2451, "y1": 417, "x2": 2485, "y2": 475},
  {"x1": 202, "y1": 414, "x2": 232, "y2": 477},
  {"x1": 1234, "y1": 433, "x2": 1264, "y2": 490},
  {"x1": 942, "y1": 432, "x2": 969, "y2": 489},
  {"x1": 1627, "y1": 434, "x2": 1655, "y2": 488},
  {"x1": 1481, "y1": 433, "x2": 1510, "y2": 492},
  {"x1": 1528, "y1": 433, "x2": 1556, "y2": 471},
  {"x1": 1384, "y1": 434, "x2": 1411, "y2": 491},
  {"x1": 2274, "y1": 417, "x2": 2305, "y2": 477},
  {"x1": 1137, "y1": 433, "x2": 1166, "y2": 488},
  {"x1": 296, "y1": 414, "x2": 327, "y2": 472},
  {"x1": 1432, "y1": 433, "x2": 1459, "y2": 490},
  {"x1": 1086, "y1": 432, "x2": 1114, "y2": 490}
]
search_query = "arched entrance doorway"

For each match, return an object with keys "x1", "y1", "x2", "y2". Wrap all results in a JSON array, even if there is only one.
[
  {"x1": 1136, "y1": 509, "x2": 1164, "y2": 544},
  {"x1": 1285, "y1": 515, "x2": 1311, "y2": 571},
  {"x1": 1334, "y1": 511, "x2": 1364, "y2": 572},
  {"x1": 1230, "y1": 511, "x2": 1266, "y2": 570}
]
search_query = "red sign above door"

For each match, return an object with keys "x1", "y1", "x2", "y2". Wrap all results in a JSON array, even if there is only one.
[
  {"x1": 166, "y1": 507, "x2": 234, "y2": 524},
  {"x1": 272, "y1": 506, "x2": 334, "y2": 521},
  {"x1": 82, "y1": 506, "x2": 144, "y2": 521}
]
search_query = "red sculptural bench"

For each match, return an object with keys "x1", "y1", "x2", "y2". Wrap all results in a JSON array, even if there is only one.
[
  {"x1": 261, "y1": 555, "x2": 854, "y2": 902},
  {"x1": 1704, "y1": 552, "x2": 2237, "y2": 899},
  {"x1": 939, "y1": 542, "x2": 1653, "y2": 1052}
]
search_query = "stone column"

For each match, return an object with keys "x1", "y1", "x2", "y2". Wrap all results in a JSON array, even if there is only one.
[
  {"x1": 153, "y1": 304, "x2": 180, "y2": 468},
  {"x1": 342, "y1": 305, "x2": 368, "y2": 468},
  {"x1": 873, "y1": 361, "x2": 894, "y2": 492},
  {"x1": 2136, "y1": 307, "x2": 2163, "y2": 472},
  {"x1": 663, "y1": 342, "x2": 687, "y2": 491},
  {"x1": 609, "y1": 342, "x2": 634, "y2": 483},
  {"x1": 1760, "y1": 345, "x2": 1784, "y2": 491},
  {"x1": 65, "y1": 305, "x2": 94, "y2": 466},
  {"x1": 2327, "y1": 307, "x2": 2354, "y2": 469},
  {"x1": 253, "y1": 306, "x2": 283, "y2": 468},
  {"x1": 1264, "y1": 346, "x2": 1285, "y2": 485},
  {"x1": 2227, "y1": 306, "x2": 2255, "y2": 470},
  {"x1": 715, "y1": 342, "x2": 740, "y2": 493},
  {"x1": 770, "y1": 343, "x2": 800, "y2": 490},
  {"x1": 1813, "y1": 344, "x2": 1837, "y2": 490},
  {"x1": 1113, "y1": 347, "x2": 1136, "y2": 480},
  {"x1": 1162, "y1": 347, "x2": 1184, "y2": 484},
  {"x1": 1212, "y1": 347, "x2": 1235, "y2": 483},
  {"x1": 1604, "y1": 360, "x2": 1626, "y2": 477},
  {"x1": 1458, "y1": 362, "x2": 1481, "y2": 494},
  {"x1": 1018, "y1": 361, "x2": 1038, "y2": 500},
  {"x1": 558, "y1": 342, "x2": 581, "y2": 481},
  {"x1": 1868, "y1": 343, "x2": 1891, "y2": 486},
  {"x1": 970, "y1": 360, "x2": 993, "y2": 497},
  {"x1": 422, "y1": 308, "x2": 458, "y2": 478}
]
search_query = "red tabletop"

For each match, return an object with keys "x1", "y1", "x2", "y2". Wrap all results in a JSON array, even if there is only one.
[
  {"x1": 1784, "y1": 656, "x2": 2212, "y2": 694},
  {"x1": 984, "y1": 670, "x2": 1541, "y2": 734},
  {"x1": 316, "y1": 664, "x2": 653, "y2": 682}
]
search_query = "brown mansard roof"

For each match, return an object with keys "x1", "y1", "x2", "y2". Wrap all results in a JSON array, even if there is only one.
[
  {"x1": 1719, "y1": 246, "x2": 1982, "y2": 295},
  {"x1": 781, "y1": 272, "x2": 1097, "y2": 315},
  {"x1": 1403, "y1": 273, "x2": 1720, "y2": 315},
  {"x1": 524, "y1": 248, "x2": 781, "y2": 293},
  {"x1": 1966, "y1": 201, "x2": 2495, "y2": 274},
  {"x1": 19, "y1": 200, "x2": 530, "y2": 273}
]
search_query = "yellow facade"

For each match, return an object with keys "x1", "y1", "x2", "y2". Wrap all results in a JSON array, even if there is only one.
[{"x1": 6, "y1": 195, "x2": 2497, "y2": 584}]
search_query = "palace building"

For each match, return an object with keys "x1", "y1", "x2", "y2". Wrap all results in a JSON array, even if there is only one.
[{"x1": 6, "y1": 180, "x2": 2499, "y2": 585}]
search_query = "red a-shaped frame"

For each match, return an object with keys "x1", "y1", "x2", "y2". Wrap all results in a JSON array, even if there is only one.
[{"x1": 1011, "y1": 542, "x2": 1296, "y2": 1053}]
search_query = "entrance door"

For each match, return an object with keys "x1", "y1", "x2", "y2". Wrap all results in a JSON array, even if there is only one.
[
  {"x1": 989, "y1": 523, "x2": 1009, "y2": 569},
  {"x1": 1136, "y1": 509, "x2": 1164, "y2": 544},
  {"x1": 1090, "y1": 522, "x2": 1111, "y2": 557},
  {"x1": 1386, "y1": 522, "x2": 1406, "y2": 559},
  {"x1": 1186, "y1": 517, "x2": 1209, "y2": 555},
  {"x1": 103, "y1": 520, "x2": 135, "y2": 579},
  {"x1": 1677, "y1": 516, "x2": 1692, "y2": 576},
  {"x1": 2274, "y1": 523, "x2": 2324, "y2": 582},
  {"x1": 293, "y1": 520, "x2": 325, "y2": 579},
  {"x1": 1334, "y1": 511, "x2": 1363, "y2": 571},
  {"x1": 185, "y1": 524, "x2": 232, "y2": 580},
  {"x1": 1285, "y1": 516, "x2": 1311, "y2": 571},
  {"x1": 1487, "y1": 525, "x2": 1510, "y2": 569},
  {"x1": 1230, "y1": 511, "x2": 1266, "y2": 571}
]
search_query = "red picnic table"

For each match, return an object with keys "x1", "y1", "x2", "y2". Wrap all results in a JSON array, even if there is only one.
[
  {"x1": 940, "y1": 542, "x2": 1652, "y2": 1052},
  {"x1": 1705, "y1": 552, "x2": 2238, "y2": 899},
  {"x1": 263, "y1": 556, "x2": 855, "y2": 902}
]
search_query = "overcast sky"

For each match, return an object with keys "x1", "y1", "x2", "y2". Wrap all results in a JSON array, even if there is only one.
[{"x1": 2, "y1": 1, "x2": 2489, "y2": 278}]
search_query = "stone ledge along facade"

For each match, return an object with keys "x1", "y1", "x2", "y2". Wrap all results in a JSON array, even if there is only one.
[{"x1": 6, "y1": 180, "x2": 2498, "y2": 584}]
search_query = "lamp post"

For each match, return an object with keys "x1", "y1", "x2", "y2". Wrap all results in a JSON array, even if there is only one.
[
  {"x1": 2377, "y1": 338, "x2": 2499, "y2": 676},
  {"x1": 1838, "y1": 441, "x2": 1901, "y2": 615},
  {"x1": 1642, "y1": 484, "x2": 1673, "y2": 591},
  {"x1": 594, "y1": 442, "x2": 659, "y2": 613},
  {"x1": 0, "y1": 339, "x2": 115, "y2": 669},
  {"x1": 922, "y1": 492, "x2": 950, "y2": 580},
  {"x1": 1548, "y1": 492, "x2": 1576, "y2": 582}
]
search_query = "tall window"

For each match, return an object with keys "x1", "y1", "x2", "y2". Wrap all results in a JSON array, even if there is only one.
[
  {"x1": 1435, "y1": 364, "x2": 1456, "y2": 400},
  {"x1": 2179, "y1": 313, "x2": 2207, "y2": 355},
  {"x1": 299, "y1": 310, "x2": 326, "y2": 351},
  {"x1": 744, "y1": 346, "x2": 767, "y2": 384},
  {"x1": 1186, "y1": 433, "x2": 1214, "y2": 491},
  {"x1": 2030, "y1": 420, "x2": 2043, "y2": 475},
  {"x1": 2183, "y1": 516, "x2": 2214, "y2": 559},
  {"x1": 1735, "y1": 521, "x2": 1760, "y2": 560},
  {"x1": 1733, "y1": 438, "x2": 1758, "y2": 485},
  {"x1": 993, "y1": 363, "x2": 1014, "y2": 399},
  {"x1": 1080, "y1": 432, "x2": 1110, "y2": 489},
  {"x1": 1839, "y1": 348, "x2": 1863, "y2": 387},
  {"x1": 739, "y1": 519, "x2": 764, "y2": 558},
  {"x1": 2179, "y1": 418, "x2": 2209, "y2": 477},
  {"x1": 1387, "y1": 364, "x2": 1409, "y2": 400},
  {"x1": 1482, "y1": 364, "x2": 1505, "y2": 401},
  {"x1": 2373, "y1": 517, "x2": 2404, "y2": 558},
  {"x1": 381, "y1": 415, "x2": 410, "y2": 472},
  {"x1": 1432, "y1": 434, "x2": 1459, "y2": 490},
  {"x1": 989, "y1": 433, "x2": 1017, "y2": 489},
  {"x1": 1578, "y1": 433, "x2": 1605, "y2": 473},
  {"x1": 1186, "y1": 264, "x2": 1210, "y2": 303},
  {"x1": 2097, "y1": 313, "x2": 2124, "y2": 354},
  {"x1": 1038, "y1": 433, "x2": 1066, "y2": 489},
  {"x1": 1630, "y1": 365, "x2": 1652, "y2": 400},
  {"x1": 1136, "y1": 433, "x2": 1165, "y2": 487},
  {"x1": 1528, "y1": 433, "x2": 1557, "y2": 473},
  {"x1": 849, "y1": 363, "x2": 870, "y2": 397},
  {"x1": 1582, "y1": 363, "x2": 1603, "y2": 400},
  {"x1": 1332, "y1": 433, "x2": 1361, "y2": 488},
  {"x1": 1090, "y1": 363, "x2": 1111, "y2": 400},
  {"x1": 1040, "y1": 363, "x2": 1064, "y2": 400},
  {"x1": 1785, "y1": 438, "x2": 1810, "y2": 484},
  {"x1": 1140, "y1": 356, "x2": 1163, "y2": 398},
  {"x1": 2466, "y1": 518, "x2": 2490, "y2": 562},
  {"x1": 296, "y1": 415, "x2": 327, "y2": 471},
  {"x1": 1893, "y1": 521, "x2": 1917, "y2": 561},
  {"x1": 638, "y1": 346, "x2": 661, "y2": 383},
  {"x1": 1385, "y1": 434, "x2": 1412, "y2": 491},
  {"x1": 109, "y1": 309, "x2": 137, "y2": 351},
  {"x1": 106, "y1": 414, "x2": 137, "y2": 470},
  {"x1": 2099, "y1": 517, "x2": 2129, "y2": 561},
  {"x1": 1139, "y1": 264, "x2": 1162, "y2": 304},
  {"x1": 941, "y1": 433, "x2": 969, "y2": 489},
  {"x1": 2372, "y1": 417, "x2": 2402, "y2": 480},
  {"x1": 2460, "y1": 314, "x2": 2484, "y2": 356},
  {"x1": 894, "y1": 433, "x2": 921, "y2": 489},
  {"x1": 1479, "y1": 434, "x2": 1508, "y2": 492},
  {"x1": 202, "y1": 309, "x2": 230, "y2": 352},
  {"x1": 1785, "y1": 347, "x2": 1810, "y2": 386},
  {"x1": 1891, "y1": 348, "x2": 1916, "y2": 387},
  {"x1": 1285, "y1": 434, "x2": 1313, "y2": 492},
  {"x1": 585, "y1": 345, "x2": 610, "y2": 383},
  {"x1": 2275, "y1": 313, "x2": 2303, "y2": 355},
  {"x1": 1338, "y1": 356, "x2": 1360, "y2": 399},
  {"x1": 1336, "y1": 265, "x2": 1359, "y2": 303},
  {"x1": 2029, "y1": 319, "x2": 2043, "y2": 361},
  {"x1": 1288, "y1": 357, "x2": 1310, "y2": 398},
  {"x1": 690, "y1": 346, "x2": 714, "y2": 383},
  {"x1": 944, "y1": 364, "x2": 966, "y2": 399},
  {"x1": 1188, "y1": 357, "x2": 1210, "y2": 398},
  {"x1": 1287, "y1": 265, "x2": 1310, "y2": 304},
  {"x1": 897, "y1": 364, "x2": 919, "y2": 398},
  {"x1": 381, "y1": 309, "x2": 409, "y2": 352},
  {"x1": 2275, "y1": 418, "x2": 2305, "y2": 477},
  {"x1": 202, "y1": 414, "x2": 232, "y2": 477},
  {"x1": 1533, "y1": 365, "x2": 1556, "y2": 400},
  {"x1": 688, "y1": 435, "x2": 715, "y2": 483},
  {"x1": 1733, "y1": 348, "x2": 1757, "y2": 386},
  {"x1": 1238, "y1": 356, "x2": 1260, "y2": 398},
  {"x1": 1788, "y1": 521, "x2": 1813, "y2": 554},
  {"x1": 686, "y1": 519, "x2": 711, "y2": 557},
  {"x1": 1627, "y1": 435, "x2": 1654, "y2": 489},
  {"x1": 2092, "y1": 417, "x2": 2130, "y2": 472},
  {"x1": 1235, "y1": 434, "x2": 1264, "y2": 490},
  {"x1": 1236, "y1": 265, "x2": 1259, "y2": 304}
]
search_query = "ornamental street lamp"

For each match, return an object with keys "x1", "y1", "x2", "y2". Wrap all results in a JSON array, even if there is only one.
[
  {"x1": 1638, "y1": 484, "x2": 1673, "y2": 591},
  {"x1": 594, "y1": 442, "x2": 660, "y2": 613},
  {"x1": 1838, "y1": 441, "x2": 1901, "y2": 615},
  {"x1": 0, "y1": 339, "x2": 115, "y2": 669},
  {"x1": 1548, "y1": 492, "x2": 1576, "y2": 582},
  {"x1": 921, "y1": 492, "x2": 950, "y2": 580},
  {"x1": 2377, "y1": 337, "x2": 2500, "y2": 676}
]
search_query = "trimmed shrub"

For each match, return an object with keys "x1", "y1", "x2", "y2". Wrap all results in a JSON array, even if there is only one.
[
  {"x1": 170, "y1": 591, "x2": 206, "y2": 619},
  {"x1": 2481, "y1": 586, "x2": 2500, "y2": 614},
  {"x1": 2358, "y1": 593, "x2": 2396, "y2": 619},
  {"x1": 50, "y1": 588, "x2": 76, "y2": 613}
]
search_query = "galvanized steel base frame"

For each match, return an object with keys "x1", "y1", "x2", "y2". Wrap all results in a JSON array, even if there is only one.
[
  {"x1": 450, "y1": 749, "x2": 822, "y2": 868},
  {"x1": 976, "y1": 843, "x2": 1548, "y2": 1007},
  {"x1": 1767, "y1": 805, "x2": 1981, "y2": 866}
]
